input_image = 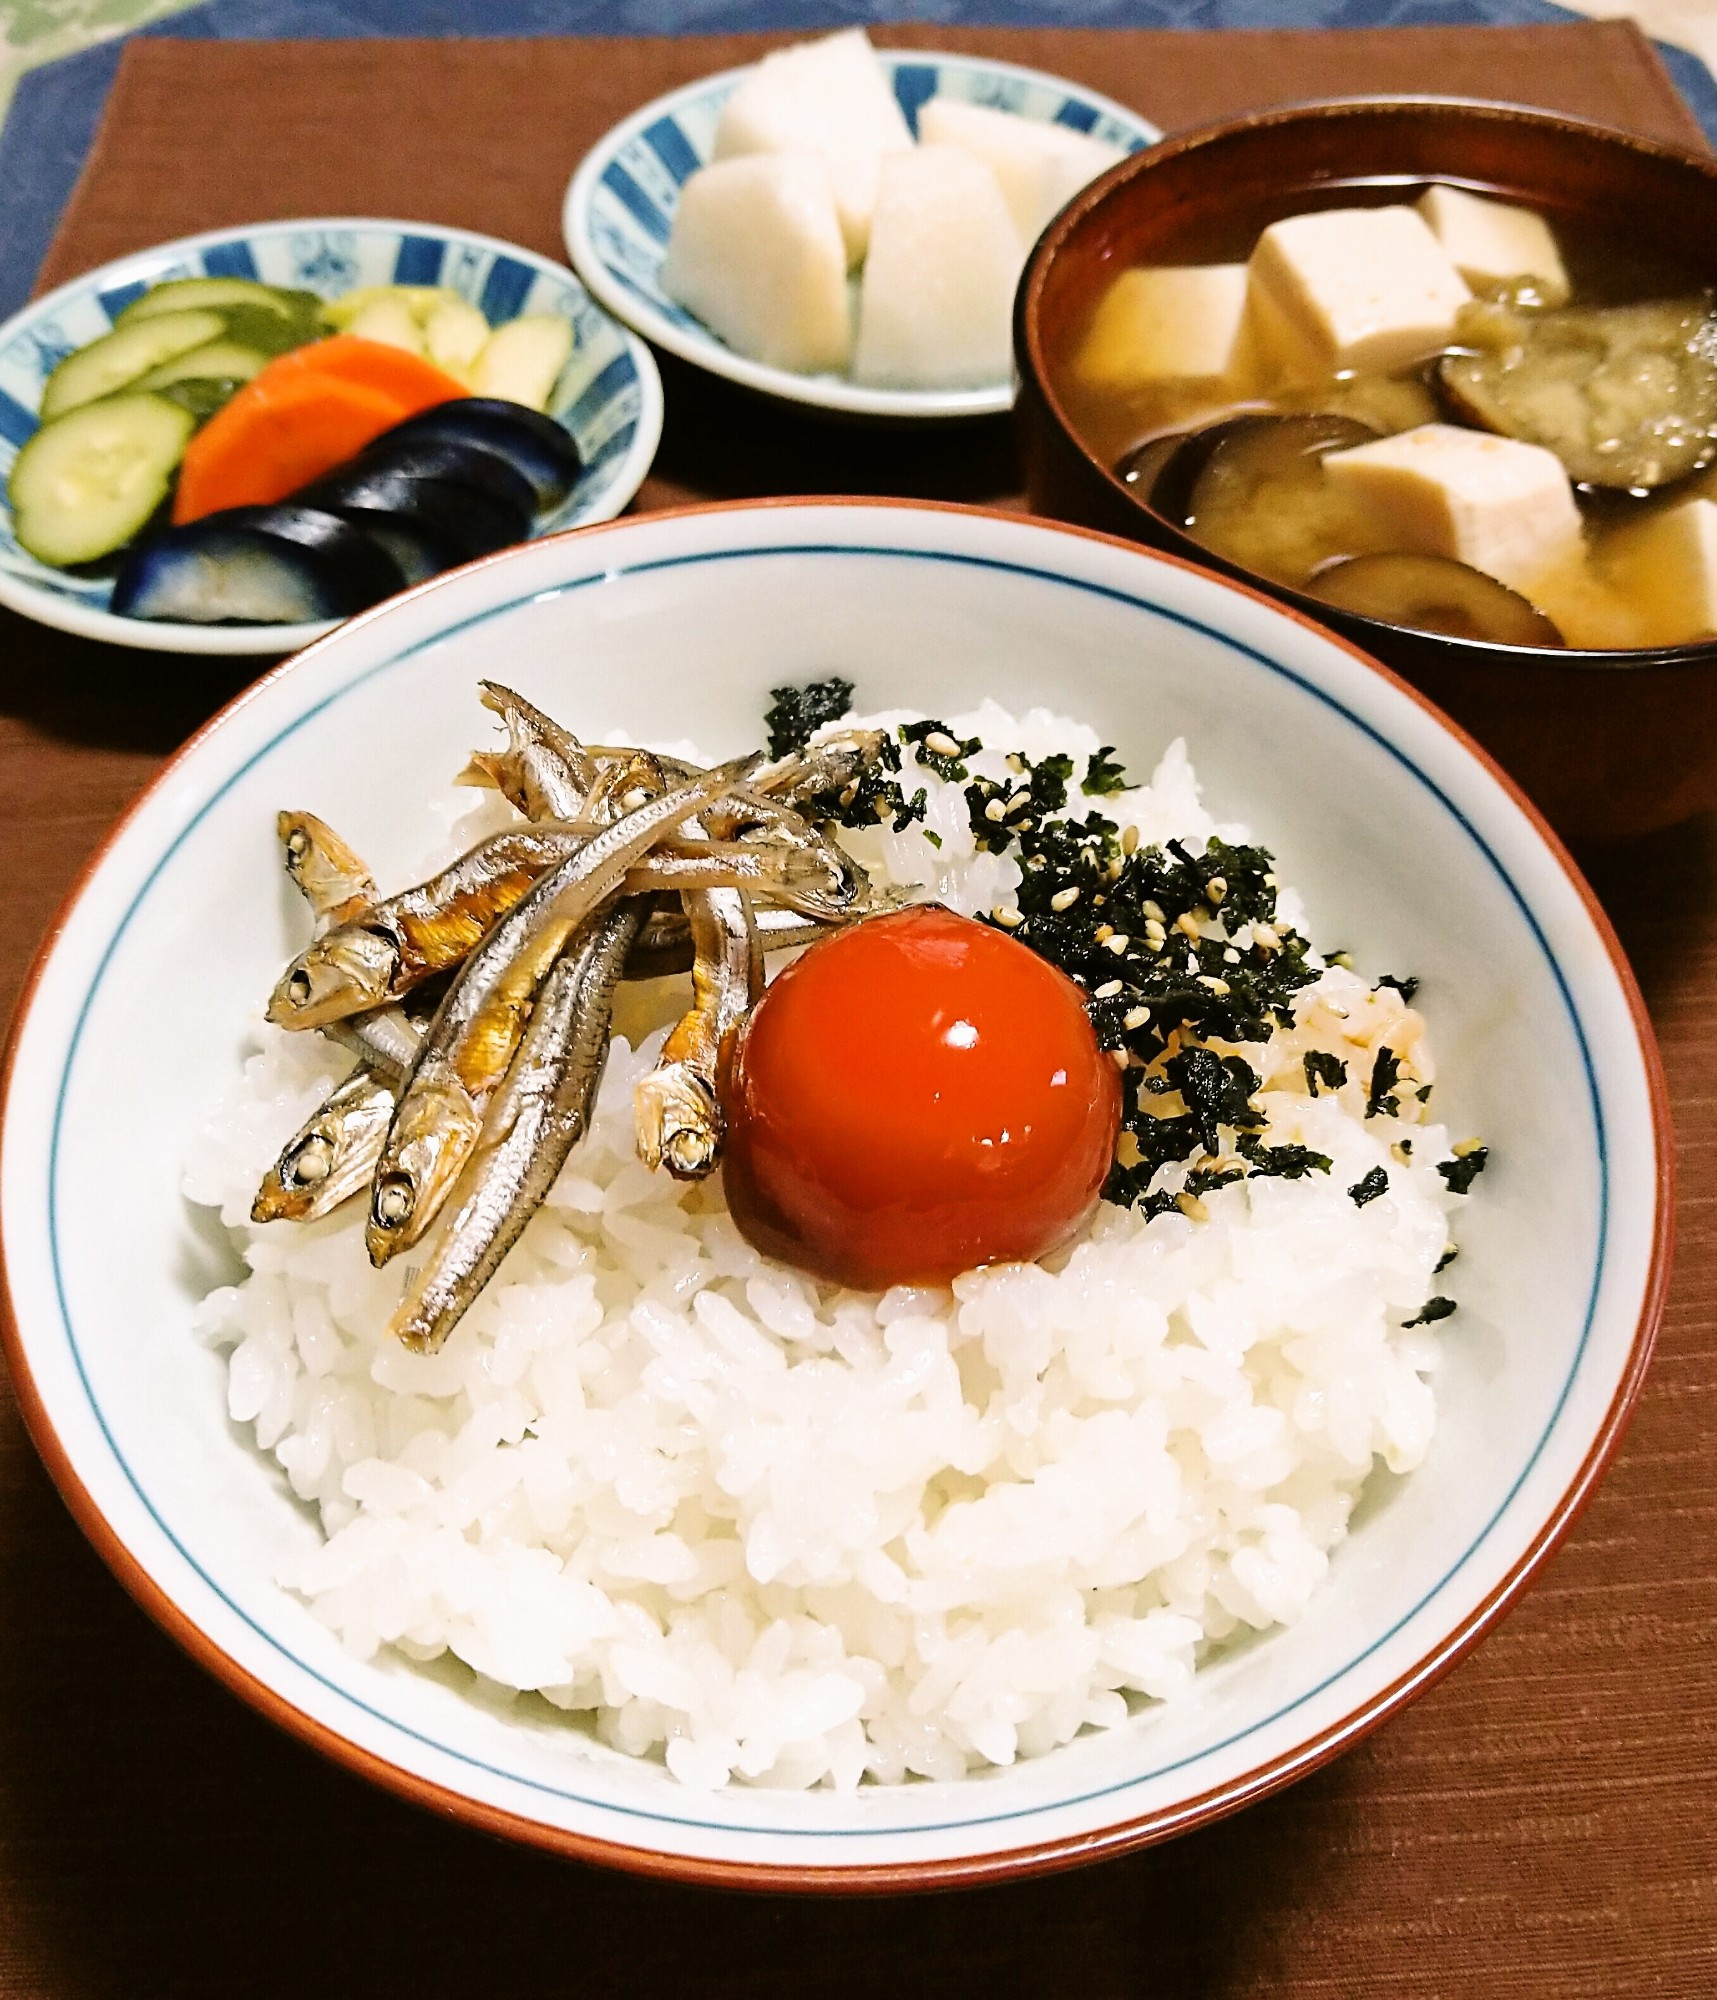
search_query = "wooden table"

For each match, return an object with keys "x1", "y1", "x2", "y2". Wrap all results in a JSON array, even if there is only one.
[{"x1": 0, "y1": 26, "x2": 1713, "y2": 1997}]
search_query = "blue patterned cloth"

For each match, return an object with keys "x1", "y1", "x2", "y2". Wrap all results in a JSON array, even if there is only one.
[{"x1": 4, "y1": 0, "x2": 1715, "y2": 323}]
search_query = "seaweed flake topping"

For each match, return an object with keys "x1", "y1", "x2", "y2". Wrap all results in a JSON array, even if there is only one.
[{"x1": 764, "y1": 677, "x2": 854, "y2": 759}]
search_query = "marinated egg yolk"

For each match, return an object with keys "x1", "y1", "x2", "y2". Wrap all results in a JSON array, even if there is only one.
[{"x1": 721, "y1": 904, "x2": 1122, "y2": 1290}]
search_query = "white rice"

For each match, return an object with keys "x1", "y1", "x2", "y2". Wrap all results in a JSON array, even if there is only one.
[{"x1": 186, "y1": 702, "x2": 1463, "y2": 1790}]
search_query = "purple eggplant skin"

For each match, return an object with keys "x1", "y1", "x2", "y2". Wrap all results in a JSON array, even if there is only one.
[
  {"x1": 366, "y1": 398, "x2": 582, "y2": 508},
  {"x1": 344, "y1": 435, "x2": 540, "y2": 520},
  {"x1": 110, "y1": 507, "x2": 404, "y2": 624},
  {"x1": 294, "y1": 467, "x2": 531, "y2": 562}
]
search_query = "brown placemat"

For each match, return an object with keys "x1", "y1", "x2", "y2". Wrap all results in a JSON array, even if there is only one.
[{"x1": 0, "y1": 25, "x2": 1714, "y2": 2000}]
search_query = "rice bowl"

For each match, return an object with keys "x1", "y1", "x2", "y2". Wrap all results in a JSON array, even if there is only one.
[{"x1": 0, "y1": 502, "x2": 1669, "y2": 1885}]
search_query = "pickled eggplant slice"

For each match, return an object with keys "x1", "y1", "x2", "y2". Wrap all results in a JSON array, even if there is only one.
[
  {"x1": 370, "y1": 399, "x2": 582, "y2": 508},
  {"x1": 1153, "y1": 414, "x2": 1383, "y2": 587},
  {"x1": 39, "y1": 309, "x2": 228, "y2": 420},
  {"x1": 1114, "y1": 433, "x2": 1188, "y2": 510},
  {"x1": 1439, "y1": 296, "x2": 1717, "y2": 489},
  {"x1": 111, "y1": 507, "x2": 404, "y2": 623},
  {"x1": 346, "y1": 436, "x2": 538, "y2": 520},
  {"x1": 353, "y1": 515, "x2": 449, "y2": 587},
  {"x1": 1307, "y1": 553, "x2": 1565, "y2": 647},
  {"x1": 297, "y1": 463, "x2": 531, "y2": 560},
  {"x1": 7, "y1": 393, "x2": 195, "y2": 566}
]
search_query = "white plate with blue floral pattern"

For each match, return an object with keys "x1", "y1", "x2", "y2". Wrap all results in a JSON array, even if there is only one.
[
  {"x1": 0, "y1": 218, "x2": 664, "y2": 655},
  {"x1": 563, "y1": 51, "x2": 1158, "y2": 420}
]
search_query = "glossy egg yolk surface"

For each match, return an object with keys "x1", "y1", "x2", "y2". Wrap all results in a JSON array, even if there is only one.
[{"x1": 721, "y1": 904, "x2": 1122, "y2": 1290}]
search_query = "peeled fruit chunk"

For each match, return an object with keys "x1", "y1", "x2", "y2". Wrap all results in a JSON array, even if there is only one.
[
  {"x1": 916, "y1": 96, "x2": 1123, "y2": 248},
  {"x1": 343, "y1": 295, "x2": 426, "y2": 354},
  {"x1": 1077, "y1": 265, "x2": 1250, "y2": 391},
  {"x1": 1438, "y1": 296, "x2": 1717, "y2": 489},
  {"x1": 853, "y1": 146, "x2": 1022, "y2": 391},
  {"x1": 662, "y1": 153, "x2": 852, "y2": 375},
  {"x1": 423, "y1": 296, "x2": 492, "y2": 376},
  {"x1": 712, "y1": 27, "x2": 912, "y2": 265},
  {"x1": 1308, "y1": 552, "x2": 1565, "y2": 646}
]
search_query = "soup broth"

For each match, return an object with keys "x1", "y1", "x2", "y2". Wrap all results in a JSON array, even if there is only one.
[{"x1": 1051, "y1": 180, "x2": 1717, "y2": 651}]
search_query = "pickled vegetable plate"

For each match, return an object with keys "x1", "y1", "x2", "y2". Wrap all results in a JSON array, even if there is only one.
[{"x1": 0, "y1": 218, "x2": 664, "y2": 654}]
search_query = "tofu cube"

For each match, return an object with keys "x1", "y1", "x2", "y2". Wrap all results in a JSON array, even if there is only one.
[
  {"x1": 853, "y1": 147, "x2": 1024, "y2": 390},
  {"x1": 1247, "y1": 206, "x2": 1471, "y2": 381},
  {"x1": 1076, "y1": 265, "x2": 1250, "y2": 390},
  {"x1": 661, "y1": 154, "x2": 852, "y2": 375},
  {"x1": 1605, "y1": 497, "x2": 1717, "y2": 642},
  {"x1": 1417, "y1": 185, "x2": 1569, "y2": 306},
  {"x1": 712, "y1": 28, "x2": 913, "y2": 266},
  {"x1": 916, "y1": 96, "x2": 1124, "y2": 248},
  {"x1": 1321, "y1": 424, "x2": 1581, "y2": 592}
]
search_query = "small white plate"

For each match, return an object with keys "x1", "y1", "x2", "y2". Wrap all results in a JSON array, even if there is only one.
[
  {"x1": 0, "y1": 217, "x2": 664, "y2": 655},
  {"x1": 563, "y1": 51, "x2": 1158, "y2": 420}
]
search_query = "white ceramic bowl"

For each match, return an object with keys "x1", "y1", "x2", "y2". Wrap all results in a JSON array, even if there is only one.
[
  {"x1": 0, "y1": 502, "x2": 1668, "y2": 1889},
  {"x1": 563, "y1": 52, "x2": 1158, "y2": 419},
  {"x1": 0, "y1": 217, "x2": 664, "y2": 655}
]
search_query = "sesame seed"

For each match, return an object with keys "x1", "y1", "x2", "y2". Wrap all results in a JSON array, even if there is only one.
[
  {"x1": 1224, "y1": 947, "x2": 1241, "y2": 965},
  {"x1": 1123, "y1": 1005, "x2": 1151, "y2": 1031},
  {"x1": 1109, "y1": 1047, "x2": 1129, "y2": 1069},
  {"x1": 1198, "y1": 975, "x2": 1231, "y2": 994},
  {"x1": 1144, "y1": 918, "x2": 1167, "y2": 941},
  {"x1": 1105, "y1": 932, "x2": 1131, "y2": 954},
  {"x1": 1093, "y1": 923, "x2": 1115, "y2": 944},
  {"x1": 838, "y1": 781, "x2": 859, "y2": 807},
  {"x1": 924, "y1": 730, "x2": 962, "y2": 757},
  {"x1": 1006, "y1": 753, "x2": 1026, "y2": 773},
  {"x1": 1253, "y1": 923, "x2": 1280, "y2": 950},
  {"x1": 1206, "y1": 875, "x2": 1227, "y2": 904},
  {"x1": 1176, "y1": 1191, "x2": 1209, "y2": 1223},
  {"x1": 984, "y1": 797, "x2": 1007, "y2": 822},
  {"x1": 1050, "y1": 887, "x2": 1080, "y2": 912},
  {"x1": 1005, "y1": 790, "x2": 1033, "y2": 817},
  {"x1": 1142, "y1": 899, "x2": 1165, "y2": 922},
  {"x1": 1175, "y1": 912, "x2": 1202, "y2": 940},
  {"x1": 991, "y1": 906, "x2": 1022, "y2": 928},
  {"x1": 1452, "y1": 1136, "x2": 1485, "y2": 1157},
  {"x1": 873, "y1": 797, "x2": 892, "y2": 821},
  {"x1": 1013, "y1": 817, "x2": 1034, "y2": 833},
  {"x1": 1094, "y1": 979, "x2": 1123, "y2": 999},
  {"x1": 1105, "y1": 856, "x2": 1124, "y2": 881},
  {"x1": 1122, "y1": 825, "x2": 1141, "y2": 855}
]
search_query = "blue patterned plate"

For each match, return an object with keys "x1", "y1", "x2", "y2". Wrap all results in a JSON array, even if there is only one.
[
  {"x1": 0, "y1": 218, "x2": 664, "y2": 655},
  {"x1": 563, "y1": 51, "x2": 1158, "y2": 420}
]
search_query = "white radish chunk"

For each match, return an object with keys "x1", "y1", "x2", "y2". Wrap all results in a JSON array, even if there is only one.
[
  {"x1": 661, "y1": 154, "x2": 852, "y2": 375},
  {"x1": 853, "y1": 146, "x2": 1023, "y2": 390},
  {"x1": 468, "y1": 315, "x2": 574, "y2": 410},
  {"x1": 344, "y1": 296, "x2": 425, "y2": 355},
  {"x1": 917, "y1": 97, "x2": 1123, "y2": 249},
  {"x1": 424, "y1": 297, "x2": 492, "y2": 377},
  {"x1": 712, "y1": 27, "x2": 912, "y2": 265}
]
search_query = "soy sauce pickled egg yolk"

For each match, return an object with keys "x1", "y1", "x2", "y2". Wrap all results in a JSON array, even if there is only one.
[{"x1": 721, "y1": 905, "x2": 1122, "y2": 1290}]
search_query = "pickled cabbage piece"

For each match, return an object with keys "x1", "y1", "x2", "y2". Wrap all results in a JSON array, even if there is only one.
[
  {"x1": 1307, "y1": 552, "x2": 1564, "y2": 647},
  {"x1": 1439, "y1": 295, "x2": 1717, "y2": 490}
]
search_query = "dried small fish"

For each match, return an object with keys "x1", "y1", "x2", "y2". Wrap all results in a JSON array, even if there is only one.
[
  {"x1": 388, "y1": 903, "x2": 641, "y2": 1353},
  {"x1": 635, "y1": 886, "x2": 761, "y2": 1180},
  {"x1": 623, "y1": 839, "x2": 864, "y2": 920},
  {"x1": 323, "y1": 999, "x2": 427, "y2": 1084},
  {"x1": 278, "y1": 810, "x2": 377, "y2": 932},
  {"x1": 251, "y1": 1065, "x2": 397, "y2": 1224},
  {"x1": 455, "y1": 680, "x2": 596, "y2": 820},
  {"x1": 366, "y1": 756, "x2": 756, "y2": 1264}
]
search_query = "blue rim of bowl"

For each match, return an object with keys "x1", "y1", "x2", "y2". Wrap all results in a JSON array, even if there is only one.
[
  {"x1": 563, "y1": 51, "x2": 1159, "y2": 420},
  {"x1": 0, "y1": 217, "x2": 665, "y2": 656},
  {"x1": 0, "y1": 503, "x2": 1671, "y2": 1889}
]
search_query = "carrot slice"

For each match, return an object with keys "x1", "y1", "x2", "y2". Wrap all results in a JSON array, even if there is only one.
[{"x1": 172, "y1": 336, "x2": 467, "y2": 522}]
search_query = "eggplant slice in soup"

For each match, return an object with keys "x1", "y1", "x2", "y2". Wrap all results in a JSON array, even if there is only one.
[
  {"x1": 1154, "y1": 414, "x2": 1383, "y2": 588},
  {"x1": 1307, "y1": 552, "x2": 1565, "y2": 648},
  {"x1": 1439, "y1": 294, "x2": 1717, "y2": 490}
]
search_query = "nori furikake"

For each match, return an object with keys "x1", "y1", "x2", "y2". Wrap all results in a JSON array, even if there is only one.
[
  {"x1": 764, "y1": 677, "x2": 855, "y2": 760},
  {"x1": 759, "y1": 690, "x2": 1484, "y2": 1315}
]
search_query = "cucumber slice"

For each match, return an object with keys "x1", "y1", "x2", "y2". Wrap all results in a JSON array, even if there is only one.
[
  {"x1": 118, "y1": 278, "x2": 320, "y2": 326},
  {"x1": 159, "y1": 379, "x2": 250, "y2": 423},
  {"x1": 40, "y1": 309, "x2": 227, "y2": 420},
  {"x1": 134, "y1": 337, "x2": 269, "y2": 394},
  {"x1": 7, "y1": 393, "x2": 196, "y2": 566}
]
